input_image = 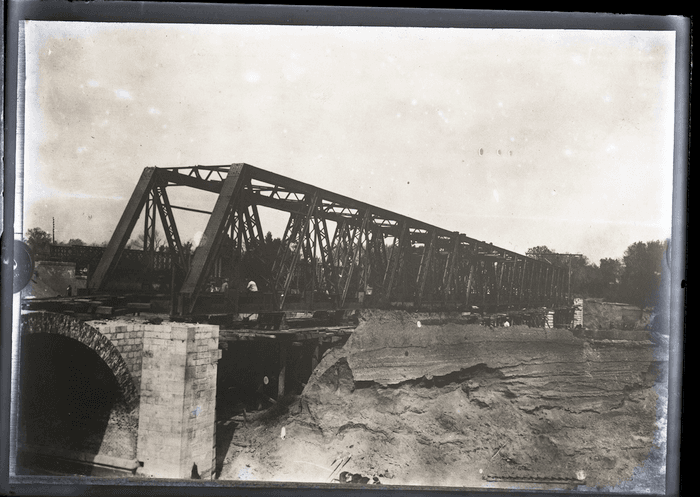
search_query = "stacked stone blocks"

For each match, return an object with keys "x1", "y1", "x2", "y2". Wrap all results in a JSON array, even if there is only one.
[
  {"x1": 22, "y1": 314, "x2": 221, "y2": 479},
  {"x1": 22, "y1": 313, "x2": 139, "y2": 409},
  {"x1": 94, "y1": 323, "x2": 145, "y2": 394},
  {"x1": 136, "y1": 323, "x2": 220, "y2": 479}
]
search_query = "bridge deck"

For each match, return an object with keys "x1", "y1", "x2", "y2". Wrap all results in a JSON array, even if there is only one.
[{"x1": 219, "y1": 325, "x2": 355, "y2": 343}]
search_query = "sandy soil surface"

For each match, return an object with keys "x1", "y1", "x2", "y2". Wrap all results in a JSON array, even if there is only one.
[{"x1": 216, "y1": 310, "x2": 668, "y2": 492}]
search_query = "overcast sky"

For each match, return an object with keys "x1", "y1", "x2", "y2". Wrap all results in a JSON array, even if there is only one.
[{"x1": 22, "y1": 21, "x2": 676, "y2": 264}]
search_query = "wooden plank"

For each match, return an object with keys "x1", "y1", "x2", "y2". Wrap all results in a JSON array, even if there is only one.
[{"x1": 126, "y1": 303, "x2": 152, "y2": 310}]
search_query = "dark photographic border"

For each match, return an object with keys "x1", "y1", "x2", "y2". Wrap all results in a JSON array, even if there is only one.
[{"x1": 1, "y1": 4, "x2": 688, "y2": 497}]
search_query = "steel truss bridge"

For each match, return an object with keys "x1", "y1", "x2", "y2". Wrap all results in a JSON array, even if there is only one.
[{"x1": 89, "y1": 164, "x2": 569, "y2": 317}]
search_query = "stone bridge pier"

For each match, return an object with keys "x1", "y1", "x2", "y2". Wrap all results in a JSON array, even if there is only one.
[{"x1": 18, "y1": 313, "x2": 221, "y2": 479}]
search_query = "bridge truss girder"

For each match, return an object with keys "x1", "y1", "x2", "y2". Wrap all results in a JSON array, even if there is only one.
[{"x1": 90, "y1": 163, "x2": 568, "y2": 316}]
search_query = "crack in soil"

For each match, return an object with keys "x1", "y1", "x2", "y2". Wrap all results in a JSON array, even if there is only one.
[{"x1": 336, "y1": 422, "x2": 391, "y2": 441}]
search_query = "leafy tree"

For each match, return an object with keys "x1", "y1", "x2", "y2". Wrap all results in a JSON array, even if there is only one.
[
  {"x1": 619, "y1": 240, "x2": 668, "y2": 308},
  {"x1": 599, "y1": 257, "x2": 623, "y2": 300},
  {"x1": 526, "y1": 247, "x2": 601, "y2": 298},
  {"x1": 569, "y1": 257, "x2": 603, "y2": 297},
  {"x1": 526, "y1": 245, "x2": 555, "y2": 261},
  {"x1": 230, "y1": 231, "x2": 283, "y2": 291},
  {"x1": 182, "y1": 240, "x2": 194, "y2": 256},
  {"x1": 129, "y1": 231, "x2": 165, "y2": 251},
  {"x1": 67, "y1": 238, "x2": 85, "y2": 246},
  {"x1": 25, "y1": 227, "x2": 52, "y2": 258}
]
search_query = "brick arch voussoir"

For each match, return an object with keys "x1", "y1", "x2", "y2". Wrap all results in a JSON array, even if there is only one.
[{"x1": 21, "y1": 312, "x2": 139, "y2": 410}]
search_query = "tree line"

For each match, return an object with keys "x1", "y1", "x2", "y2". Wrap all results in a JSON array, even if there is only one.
[
  {"x1": 25, "y1": 226, "x2": 667, "y2": 309},
  {"x1": 526, "y1": 240, "x2": 667, "y2": 309}
]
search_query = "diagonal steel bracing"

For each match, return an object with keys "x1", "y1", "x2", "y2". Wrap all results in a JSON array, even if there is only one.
[
  {"x1": 153, "y1": 186, "x2": 186, "y2": 271},
  {"x1": 178, "y1": 164, "x2": 248, "y2": 314},
  {"x1": 90, "y1": 168, "x2": 158, "y2": 290},
  {"x1": 95, "y1": 162, "x2": 569, "y2": 315},
  {"x1": 272, "y1": 193, "x2": 319, "y2": 310},
  {"x1": 415, "y1": 231, "x2": 437, "y2": 306},
  {"x1": 441, "y1": 234, "x2": 461, "y2": 302},
  {"x1": 383, "y1": 222, "x2": 409, "y2": 303},
  {"x1": 338, "y1": 209, "x2": 370, "y2": 307}
]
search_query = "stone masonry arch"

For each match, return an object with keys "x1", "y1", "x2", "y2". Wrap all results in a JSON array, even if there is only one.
[{"x1": 21, "y1": 312, "x2": 139, "y2": 410}]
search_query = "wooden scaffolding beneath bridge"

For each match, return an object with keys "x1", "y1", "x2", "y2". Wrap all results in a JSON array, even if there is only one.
[{"x1": 88, "y1": 164, "x2": 569, "y2": 317}]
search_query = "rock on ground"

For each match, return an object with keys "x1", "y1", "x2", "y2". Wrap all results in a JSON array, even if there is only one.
[{"x1": 219, "y1": 310, "x2": 667, "y2": 491}]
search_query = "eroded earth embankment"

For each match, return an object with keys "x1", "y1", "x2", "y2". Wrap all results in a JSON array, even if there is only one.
[{"x1": 220, "y1": 310, "x2": 667, "y2": 491}]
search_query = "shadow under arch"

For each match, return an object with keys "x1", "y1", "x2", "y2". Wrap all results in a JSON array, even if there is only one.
[
  {"x1": 20, "y1": 312, "x2": 139, "y2": 410},
  {"x1": 17, "y1": 312, "x2": 141, "y2": 474}
]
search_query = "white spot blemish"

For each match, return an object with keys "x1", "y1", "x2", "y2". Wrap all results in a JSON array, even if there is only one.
[
  {"x1": 551, "y1": 190, "x2": 557, "y2": 196},
  {"x1": 417, "y1": 321, "x2": 421, "y2": 328},
  {"x1": 114, "y1": 89, "x2": 133, "y2": 100},
  {"x1": 564, "y1": 149, "x2": 573, "y2": 156},
  {"x1": 572, "y1": 54, "x2": 585, "y2": 65},
  {"x1": 88, "y1": 79, "x2": 99, "y2": 87},
  {"x1": 76, "y1": 146, "x2": 87, "y2": 153},
  {"x1": 244, "y1": 71, "x2": 261, "y2": 83},
  {"x1": 493, "y1": 190, "x2": 500, "y2": 202},
  {"x1": 411, "y1": 99, "x2": 417, "y2": 106},
  {"x1": 193, "y1": 231, "x2": 204, "y2": 248},
  {"x1": 603, "y1": 94, "x2": 612, "y2": 103},
  {"x1": 148, "y1": 107, "x2": 161, "y2": 115}
]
